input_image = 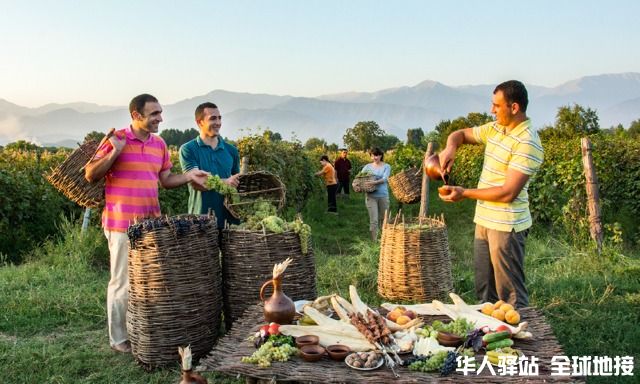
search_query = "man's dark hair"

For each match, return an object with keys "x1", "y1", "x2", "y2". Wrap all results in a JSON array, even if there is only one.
[
  {"x1": 195, "y1": 102, "x2": 219, "y2": 122},
  {"x1": 369, "y1": 147, "x2": 384, "y2": 161},
  {"x1": 494, "y1": 80, "x2": 528, "y2": 113},
  {"x1": 129, "y1": 94, "x2": 158, "y2": 116},
  {"x1": 320, "y1": 155, "x2": 330, "y2": 162}
]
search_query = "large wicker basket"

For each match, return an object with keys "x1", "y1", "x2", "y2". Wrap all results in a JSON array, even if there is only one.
[
  {"x1": 377, "y1": 214, "x2": 453, "y2": 302},
  {"x1": 351, "y1": 175, "x2": 377, "y2": 193},
  {"x1": 224, "y1": 171, "x2": 286, "y2": 220},
  {"x1": 45, "y1": 139, "x2": 105, "y2": 208},
  {"x1": 127, "y1": 215, "x2": 223, "y2": 369},
  {"x1": 221, "y1": 228, "x2": 316, "y2": 329},
  {"x1": 388, "y1": 167, "x2": 422, "y2": 204}
]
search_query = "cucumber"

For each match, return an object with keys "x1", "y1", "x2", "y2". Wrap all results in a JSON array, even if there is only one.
[
  {"x1": 482, "y1": 331, "x2": 511, "y2": 343},
  {"x1": 486, "y1": 338, "x2": 514, "y2": 351}
]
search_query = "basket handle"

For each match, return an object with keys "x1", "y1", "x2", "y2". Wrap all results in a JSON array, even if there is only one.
[
  {"x1": 82, "y1": 128, "x2": 116, "y2": 170},
  {"x1": 259, "y1": 278, "x2": 274, "y2": 301}
]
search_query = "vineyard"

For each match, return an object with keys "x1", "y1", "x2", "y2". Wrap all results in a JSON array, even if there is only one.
[{"x1": 0, "y1": 130, "x2": 639, "y2": 383}]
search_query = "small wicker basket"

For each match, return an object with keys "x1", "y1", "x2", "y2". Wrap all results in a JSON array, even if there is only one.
[
  {"x1": 127, "y1": 214, "x2": 223, "y2": 369},
  {"x1": 220, "y1": 227, "x2": 316, "y2": 329},
  {"x1": 224, "y1": 171, "x2": 286, "y2": 219},
  {"x1": 351, "y1": 175, "x2": 377, "y2": 193},
  {"x1": 388, "y1": 167, "x2": 422, "y2": 204},
  {"x1": 45, "y1": 139, "x2": 105, "y2": 208},
  {"x1": 377, "y1": 213, "x2": 453, "y2": 302}
]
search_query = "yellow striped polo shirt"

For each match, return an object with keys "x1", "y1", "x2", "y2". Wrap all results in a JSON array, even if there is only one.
[{"x1": 471, "y1": 119, "x2": 544, "y2": 232}]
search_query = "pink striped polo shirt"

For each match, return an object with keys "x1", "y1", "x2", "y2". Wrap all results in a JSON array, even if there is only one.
[{"x1": 95, "y1": 126, "x2": 173, "y2": 232}]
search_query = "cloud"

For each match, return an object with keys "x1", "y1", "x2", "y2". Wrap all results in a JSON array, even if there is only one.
[{"x1": 0, "y1": 114, "x2": 40, "y2": 145}]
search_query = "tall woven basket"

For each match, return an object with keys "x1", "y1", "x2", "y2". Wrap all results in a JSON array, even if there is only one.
[
  {"x1": 127, "y1": 215, "x2": 223, "y2": 369},
  {"x1": 377, "y1": 214, "x2": 453, "y2": 302},
  {"x1": 224, "y1": 171, "x2": 286, "y2": 220},
  {"x1": 388, "y1": 167, "x2": 422, "y2": 204},
  {"x1": 351, "y1": 175, "x2": 377, "y2": 193},
  {"x1": 221, "y1": 228, "x2": 316, "y2": 328},
  {"x1": 45, "y1": 139, "x2": 105, "y2": 208}
]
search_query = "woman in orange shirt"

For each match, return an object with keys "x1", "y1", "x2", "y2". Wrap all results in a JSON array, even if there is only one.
[{"x1": 315, "y1": 155, "x2": 338, "y2": 214}]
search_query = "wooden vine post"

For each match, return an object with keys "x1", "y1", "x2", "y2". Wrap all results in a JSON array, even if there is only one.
[
  {"x1": 419, "y1": 142, "x2": 434, "y2": 217},
  {"x1": 240, "y1": 156, "x2": 249, "y2": 175},
  {"x1": 581, "y1": 137, "x2": 603, "y2": 254}
]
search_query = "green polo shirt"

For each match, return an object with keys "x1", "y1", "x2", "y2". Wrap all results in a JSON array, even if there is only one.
[{"x1": 179, "y1": 136, "x2": 240, "y2": 228}]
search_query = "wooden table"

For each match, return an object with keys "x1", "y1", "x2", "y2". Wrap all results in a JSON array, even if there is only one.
[{"x1": 198, "y1": 304, "x2": 584, "y2": 383}]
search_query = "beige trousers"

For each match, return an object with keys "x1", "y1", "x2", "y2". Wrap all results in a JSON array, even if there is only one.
[
  {"x1": 365, "y1": 195, "x2": 390, "y2": 233},
  {"x1": 104, "y1": 230, "x2": 129, "y2": 346}
]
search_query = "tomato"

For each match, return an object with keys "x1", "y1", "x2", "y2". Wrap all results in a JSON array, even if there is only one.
[
  {"x1": 495, "y1": 324, "x2": 512, "y2": 337},
  {"x1": 268, "y1": 322, "x2": 280, "y2": 335}
]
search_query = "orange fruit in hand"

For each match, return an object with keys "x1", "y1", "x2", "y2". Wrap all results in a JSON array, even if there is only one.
[
  {"x1": 491, "y1": 309, "x2": 506, "y2": 321},
  {"x1": 438, "y1": 186, "x2": 448, "y2": 196},
  {"x1": 481, "y1": 303, "x2": 494, "y2": 316},
  {"x1": 505, "y1": 309, "x2": 520, "y2": 325},
  {"x1": 499, "y1": 303, "x2": 514, "y2": 313}
]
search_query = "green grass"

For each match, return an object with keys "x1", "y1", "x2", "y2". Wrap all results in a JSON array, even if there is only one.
[{"x1": 1, "y1": 187, "x2": 639, "y2": 383}]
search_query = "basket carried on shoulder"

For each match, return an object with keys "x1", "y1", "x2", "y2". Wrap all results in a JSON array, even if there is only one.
[
  {"x1": 351, "y1": 174, "x2": 377, "y2": 193},
  {"x1": 224, "y1": 171, "x2": 286, "y2": 220},
  {"x1": 221, "y1": 227, "x2": 316, "y2": 329},
  {"x1": 127, "y1": 215, "x2": 223, "y2": 369},
  {"x1": 45, "y1": 139, "x2": 105, "y2": 208},
  {"x1": 389, "y1": 167, "x2": 422, "y2": 204},
  {"x1": 377, "y1": 214, "x2": 453, "y2": 302}
]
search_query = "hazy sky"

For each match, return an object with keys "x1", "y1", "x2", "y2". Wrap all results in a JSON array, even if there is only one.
[{"x1": 1, "y1": 0, "x2": 639, "y2": 107}]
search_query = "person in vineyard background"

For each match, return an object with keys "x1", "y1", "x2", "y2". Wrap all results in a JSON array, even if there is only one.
[
  {"x1": 361, "y1": 147, "x2": 391, "y2": 242},
  {"x1": 315, "y1": 155, "x2": 338, "y2": 214},
  {"x1": 334, "y1": 148, "x2": 352, "y2": 199},
  {"x1": 84, "y1": 94, "x2": 209, "y2": 354},
  {"x1": 179, "y1": 102, "x2": 240, "y2": 228},
  {"x1": 437, "y1": 80, "x2": 544, "y2": 309}
]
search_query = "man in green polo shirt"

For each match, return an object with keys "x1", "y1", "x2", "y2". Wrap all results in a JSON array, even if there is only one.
[
  {"x1": 438, "y1": 80, "x2": 544, "y2": 308},
  {"x1": 179, "y1": 102, "x2": 240, "y2": 228}
]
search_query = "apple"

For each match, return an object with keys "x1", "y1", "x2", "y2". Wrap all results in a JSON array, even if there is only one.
[
  {"x1": 268, "y1": 322, "x2": 280, "y2": 336},
  {"x1": 403, "y1": 310, "x2": 416, "y2": 320}
]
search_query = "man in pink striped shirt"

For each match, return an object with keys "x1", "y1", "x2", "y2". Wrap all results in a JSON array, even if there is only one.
[{"x1": 85, "y1": 94, "x2": 208, "y2": 353}]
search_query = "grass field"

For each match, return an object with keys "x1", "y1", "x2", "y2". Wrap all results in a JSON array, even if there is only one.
[{"x1": 1, "y1": 186, "x2": 639, "y2": 383}]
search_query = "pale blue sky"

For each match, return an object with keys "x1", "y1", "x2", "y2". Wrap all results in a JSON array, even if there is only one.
[{"x1": 1, "y1": 0, "x2": 639, "y2": 107}]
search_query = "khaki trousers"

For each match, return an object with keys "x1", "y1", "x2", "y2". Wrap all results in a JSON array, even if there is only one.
[
  {"x1": 365, "y1": 195, "x2": 390, "y2": 233},
  {"x1": 104, "y1": 230, "x2": 129, "y2": 346}
]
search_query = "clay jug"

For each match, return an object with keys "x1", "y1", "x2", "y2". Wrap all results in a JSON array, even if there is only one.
[
  {"x1": 424, "y1": 153, "x2": 450, "y2": 183},
  {"x1": 179, "y1": 369, "x2": 207, "y2": 384},
  {"x1": 260, "y1": 275, "x2": 295, "y2": 324}
]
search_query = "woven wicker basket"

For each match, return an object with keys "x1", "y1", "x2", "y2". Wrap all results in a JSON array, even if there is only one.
[
  {"x1": 377, "y1": 214, "x2": 453, "y2": 302},
  {"x1": 351, "y1": 175, "x2": 377, "y2": 193},
  {"x1": 389, "y1": 167, "x2": 422, "y2": 204},
  {"x1": 127, "y1": 215, "x2": 223, "y2": 369},
  {"x1": 221, "y1": 228, "x2": 316, "y2": 328},
  {"x1": 224, "y1": 171, "x2": 286, "y2": 220},
  {"x1": 45, "y1": 139, "x2": 105, "y2": 208}
]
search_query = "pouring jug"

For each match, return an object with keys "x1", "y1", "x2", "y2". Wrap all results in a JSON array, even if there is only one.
[
  {"x1": 260, "y1": 275, "x2": 295, "y2": 324},
  {"x1": 424, "y1": 153, "x2": 450, "y2": 183}
]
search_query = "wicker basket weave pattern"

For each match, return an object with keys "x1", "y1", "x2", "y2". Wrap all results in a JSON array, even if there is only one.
[
  {"x1": 388, "y1": 167, "x2": 422, "y2": 204},
  {"x1": 45, "y1": 140, "x2": 105, "y2": 208},
  {"x1": 127, "y1": 215, "x2": 223, "y2": 369},
  {"x1": 377, "y1": 216, "x2": 453, "y2": 302},
  {"x1": 224, "y1": 171, "x2": 286, "y2": 219},
  {"x1": 351, "y1": 175, "x2": 377, "y2": 193},
  {"x1": 221, "y1": 228, "x2": 316, "y2": 328}
]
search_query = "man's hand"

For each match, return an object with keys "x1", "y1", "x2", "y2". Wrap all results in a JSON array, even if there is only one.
[
  {"x1": 438, "y1": 146, "x2": 456, "y2": 174},
  {"x1": 186, "y1": 169, "x2": 210, "y2": 191},
  {"x1": 109, "y1": 131, "x2": 127, "y2": 154},
  {"x1": 438, "y1": 185, "x2": 465, "y2": 202},
  {"x1": 224, "y1": 174, "x2": 240, "y2": 188}
]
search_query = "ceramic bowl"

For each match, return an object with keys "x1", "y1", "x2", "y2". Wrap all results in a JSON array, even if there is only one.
[
  {"x1": 299, "y1": 344, "x2": 325, "y2": 362},
  {"x1": 436, "y1": 331, "x2": 464, "y2": 347},
  {"x1": 326, "y1": 344, "x2": 351, "y2": 361},
  {"x1": 295, "y1": 335, "x2": 320, "y2": 349}
]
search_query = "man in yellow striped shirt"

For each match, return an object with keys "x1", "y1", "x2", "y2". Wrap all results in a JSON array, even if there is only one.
[{"x1": 438, "y1": 80, "x2": 544, "y2": 308}]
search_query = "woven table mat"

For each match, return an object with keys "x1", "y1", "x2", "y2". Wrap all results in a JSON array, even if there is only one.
[{"x1": 198, "y1": 304, "x2": 584, "y2": 383}]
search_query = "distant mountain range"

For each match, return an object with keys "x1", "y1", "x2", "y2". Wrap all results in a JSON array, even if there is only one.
[{"x1": 1, "y1": 72, "x2": 639, "y2": 147}]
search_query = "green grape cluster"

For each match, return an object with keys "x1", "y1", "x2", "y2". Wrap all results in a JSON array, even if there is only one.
[
  {"x1": 429, "y1": 318, "x2": 475, "y2": 337},
  {"x1": 261, "y1": 216, "x2": 286, "y2": 233},
  {"x1": 355, "y1": 170, "x2": 374, "y2": 178},
  {"x1": 241, "y1": 340, "x2": 297, "y2": 368},
  {"x1": 205, "y1": 175, "x2": 239, "y2": 203},
  {"x1": 409, "y1": 350, "x2": 449, "y2": 372},
  {"x1": 288, "y1": 217, "x2": 311, "y2": 254}
]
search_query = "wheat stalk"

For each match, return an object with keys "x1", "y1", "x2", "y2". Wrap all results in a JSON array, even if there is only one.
[{"x1": 272, "y1": 257, "x2": 293, "y2": 279}]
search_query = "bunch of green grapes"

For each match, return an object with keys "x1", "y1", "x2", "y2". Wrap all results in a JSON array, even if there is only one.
[
  {"x1": 205, "y1": 175, "x2": 239, "y2": 203},
  {"x1": 355, "y1": 170, "x2": 374, "y2": 178},
  {"x1": 241, "y1": 340, "x2": 297, "y2": 367},
  {"x1": 287, "y1": 217, "x2": 311, "y2": 254},
  {"x1": 430, "y1": 318, "x2": 475, "y2": 337},
  {"x1": 409, "y1": 350, "x2": 449, "y2": 372},
  {"x1": 261, "y1": 216, "x2": 286, "y2": 233}
]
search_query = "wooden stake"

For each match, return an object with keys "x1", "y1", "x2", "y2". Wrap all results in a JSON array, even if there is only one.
[
  {"x1": 419, "y1": 142, "x2": 434, "y2": 218},
  {"x1": 581, "y1": 137, "x2": 603, "y2": 254},
  {"x1": 240, "y1": 156, "x2": 249, "y2": 174}
]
